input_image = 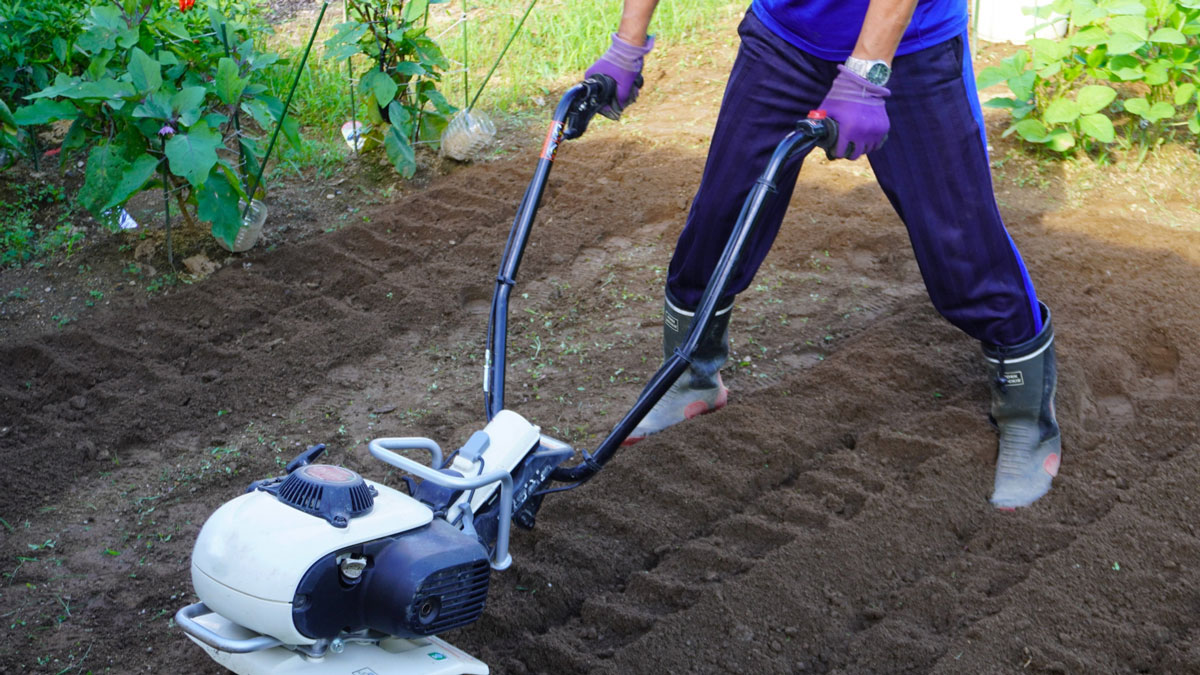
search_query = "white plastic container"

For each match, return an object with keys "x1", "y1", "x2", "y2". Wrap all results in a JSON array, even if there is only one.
[
  {"x1": 975, "y1": 0, "x2": 1067, "y2": 45},
  {"x1": 217, "y1": 199, "x2": 267, "y2": 253},
  {"x1": 441, "y1": 109, "x2": 496, "y2": 161}
]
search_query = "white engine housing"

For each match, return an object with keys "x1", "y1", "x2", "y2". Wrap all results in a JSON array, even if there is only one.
[{"x1": 191, "y1": 480, "x2": 433, "y2": 646}]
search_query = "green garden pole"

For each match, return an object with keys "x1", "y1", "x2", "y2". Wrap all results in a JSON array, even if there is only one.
[{"x1": 243, "y1": 0, "x2": 331, "y2": 219}]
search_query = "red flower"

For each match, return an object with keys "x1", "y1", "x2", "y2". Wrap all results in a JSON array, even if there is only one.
[{"x1": 178, "y1": 0, "x2": 195, "y2": 11}]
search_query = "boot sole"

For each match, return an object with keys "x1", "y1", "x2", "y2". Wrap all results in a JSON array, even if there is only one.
[{"x1": 621, "y1": 392, "x2": 728, "y2": 447}]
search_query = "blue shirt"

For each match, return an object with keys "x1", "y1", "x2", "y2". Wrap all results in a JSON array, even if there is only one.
[{"x1": 750, "y1": 0, "x2": 969, "y2": 61}]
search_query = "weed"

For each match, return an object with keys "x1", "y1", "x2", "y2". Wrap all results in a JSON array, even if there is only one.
[{"x1": 0, "y1": 182, "x2": 83, "y2": 268}]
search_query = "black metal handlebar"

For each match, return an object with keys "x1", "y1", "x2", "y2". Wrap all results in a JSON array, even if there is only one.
[
  {"x1": 484, "y1": 77, "x2": 620, "y2": 419},
  {"x1": 481, "y1": 81, "x2": 837, "y2": 486},
  {"x1": 549, "y1": 112, "x2": 836, "y2": 483}
]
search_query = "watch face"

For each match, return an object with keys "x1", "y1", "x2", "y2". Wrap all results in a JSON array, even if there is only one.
[{"x1": 866, "y1": 62, "x2": 891, "y2": 85}]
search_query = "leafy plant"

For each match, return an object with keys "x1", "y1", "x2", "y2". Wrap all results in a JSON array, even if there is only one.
[
  {"x1": 0, "y1": 0, "x2": 89, "y2": 167},
  {"x1": 978, "y1": 0, "x2": 1200, "y2": 155},
  {"x1": 324, "y1": 0, "x2": 456, "y2": 177},
  {"x1": 14, "y1": 0, "x2": 291, "y2": 247},
  {"x1": 0, "y1": 0, "x2": 87, "y2": 102}
]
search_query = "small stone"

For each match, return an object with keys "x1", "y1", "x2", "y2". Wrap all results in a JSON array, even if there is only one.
[
  {"x1": 1163, "y1": 560, "x2": 1178, "y2": 570},
  {"x1": 863, "y1": 606, "x2": 886, "y2": 621},
  {"x1": 1116, "y1": 478, "x2": 1129, "y2": 490},
  {"x1": 785, "y1": 627, "x2": 799, "y2": 637},
  {"x1": 69, "y1": 395, "x2": 88, "y2": 410},
  {"x1": 1105, "y1": 469, "x2": 1118, "y2": 478},
  {"x1": 326, "y1": 193, "x2": 335, "y2": 199},
  {"x1": 704, "y1": 571, "x2": 720, "y2": 582},
  {"x1": 197, "y1": 318, "x2": 212, "y2": 329},
  {"x1": 770, "y1": 640, "x2": 782, "y2": 652}
]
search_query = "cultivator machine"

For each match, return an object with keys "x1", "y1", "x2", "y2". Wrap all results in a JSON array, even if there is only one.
[{"x1": 176, "y1": 75, "x2": 835, "y2": 673}]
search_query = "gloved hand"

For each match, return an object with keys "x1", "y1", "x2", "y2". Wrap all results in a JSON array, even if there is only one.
[
  {"x1": 585, "y1": 33, "x2": 654, "y2": 120},
  {"x1": 818, "y1": 64, "x2": 891, "y2": 160}
]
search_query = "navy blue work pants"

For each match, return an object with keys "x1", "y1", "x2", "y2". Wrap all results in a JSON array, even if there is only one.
[{"x1": 666, "y1": 8, "x2": 1042, "y2": 347}]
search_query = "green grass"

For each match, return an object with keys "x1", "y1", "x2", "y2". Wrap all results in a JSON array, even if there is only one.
[
  {"x1": 432, "y1": 0, "x2": 745, "y2": 111},
  {"x1": 256, "y1": 0, "x2": 742, "y2": 174}
]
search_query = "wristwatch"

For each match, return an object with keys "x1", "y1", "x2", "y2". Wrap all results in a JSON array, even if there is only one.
[{"x1": 844, "y1": 56, "x2": 891, "y2": 86}]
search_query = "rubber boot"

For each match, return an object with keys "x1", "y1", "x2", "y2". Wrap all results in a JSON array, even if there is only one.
[
  {"x1": 982, "y1": 302, "x2": 1061, "y2": 509},
  {"x1": 624, "y1": 295, "x2": 732, "y2": 445}
]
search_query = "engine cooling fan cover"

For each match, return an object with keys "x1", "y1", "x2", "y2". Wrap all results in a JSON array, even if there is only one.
[{"x1": 263, "y1": 464, "x2": 377, "y2": 528}]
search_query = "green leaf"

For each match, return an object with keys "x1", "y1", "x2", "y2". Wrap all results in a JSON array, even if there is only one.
[
  {"x1": 384, "y1": 124, "x2": 416, "y2": 178},
  {"x1": 197, "y1": 169, "x2": 242, "y2": 247},
  {"x1": 1043, "y1": 99, "x2": 1081, "y2": 125},
  {"x1": 423, "y1": 89, "x2": 456, "y2": 115},
  {"x1": 13, "y1": 99, "x2": 77, "y2": 125},
  {"x1": 1079, "y1": 113, "x2": 1115, "y2": 142},
  {"x1": 129, "y1": 48, "x2": 163, "y2": 94},
  {"x1": 281, "y1": 116, "x2": 301, "y2": 149},
  {"x1": 983, "y1": 97, "x2": 1023, "y2": 109},
  {"x1": 1175, "y1": 83, "x2": 1197, "y2": 106},
  {"x1": 362, "y1": 70, "x2": 398, "y2": 108},
  {"x1": 1076, "y1": 85, "x2": 1118, "y2": 114},
  {"x1": 172, "y1": 86, "x2": 208, "y2": 127},
  {"x1": 402, "y1": 0, "x2": 429, "y2": 23},
  {"x1": 165, "y1": 125, "x2": 223, "y2": 188},
  {"x1": 216, "y1": 57, "x2": 246, "y2": 106},
  {"x1": 393, "y1": 61, "x2": 426, "y2": 78},
  {"x1": 101, "y1": 154, "x2": 160, "y2": 212},
  {"x1": 1070, "y1": 0, "x2": 1107, "y2": 25},
  {"x1": 1046, "y1": 129, "x2": 1076, "y2": 153},
  {"x1": 1145, "y1": 101, "x2": 1176, "y2": 122},
  {"x1": 1108, "y1": 54, "x2": 1145, "y2": 80},
  {"x1": 1038, "y1": 61, "x2": 1063, "y2": 79},
  {"x1": 1105, "y1": 1, "x2": 1149, "y2": 15},
  {"x1": 387, "y1": 101, "x2": 413, "y2": 127},
  {"x1": 1109, "y1": 16, "x2": 1148, "y2": 40},
  {"x1": 1149, "y1": 27, "x2": 1186, "y2": 44},
  {"x1": 1144, "y1": 60, "x2": 1170, "y2": 86},
  {"x1": 0, "y1": 99, "x2": 16, "y2": 128},
  {"x1": 79, "y1": 143, "x2": 129, "y2": 215},
  {"x1": 1069, "y1": 26, "x2": 1109, "y2": 47},
  {"x1": 1124, "y1": 97, "x2": 1151, "y2": 116},
  {"x1": 132, "y1": 91, "x2": 173, "y2": 121},
  {"x1": 1188, "y1": 115, "x2": 1200, "y2": 134},
  {"x1": 1009, "y1": 71, "x2": 1037, "y2": 101},
  {"x1": 1029, "y1": 38, "x2": 1070, "y2": 68},
  {"x1": 1106, "y1": 31, "x2": 1145, "y2": 55},
  {"x1": 1014, "y1": 118, "x2": 1050, "y2": 142},
  {"x1": 976, "y1": 65, "x2": 1010, "y2": 90},
  {"x1": 241, "y1": 98, "x2": 274, "y2": 129}
]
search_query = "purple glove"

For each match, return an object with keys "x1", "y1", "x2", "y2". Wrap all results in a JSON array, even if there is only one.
[
  {"x1": 585, "y1": 33, "x2": 655, "y2": 119},
  {"x1": 817, "y1": 64, "x2": 891, "y2": 160}
]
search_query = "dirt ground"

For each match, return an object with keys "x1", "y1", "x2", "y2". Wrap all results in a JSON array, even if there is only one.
[{"x1": 3, "y1": 13, "x2": 1200, "y2": 675}]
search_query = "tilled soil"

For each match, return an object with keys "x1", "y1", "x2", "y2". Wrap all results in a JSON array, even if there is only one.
[{"x1": 2, "y1": 26, "x2": 1200, "y2": 675}]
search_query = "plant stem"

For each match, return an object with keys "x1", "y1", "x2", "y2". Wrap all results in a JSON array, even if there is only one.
[{"x1": 160, "y1": 144, "x2": 174, "y2": 269}]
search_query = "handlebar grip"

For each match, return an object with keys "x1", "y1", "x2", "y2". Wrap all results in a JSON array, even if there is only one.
[{"x1": 588, "y1": 73, "x2": 619, "y2": 111}]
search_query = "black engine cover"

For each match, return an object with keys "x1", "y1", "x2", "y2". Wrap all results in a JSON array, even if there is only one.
[{"x1": 291, "y1": 519, "x2": 490, "y2": 639}]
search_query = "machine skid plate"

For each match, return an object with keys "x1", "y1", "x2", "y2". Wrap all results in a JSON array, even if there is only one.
[{"x1": 188, "y1": 610, "x2": 488, "y2": 675}]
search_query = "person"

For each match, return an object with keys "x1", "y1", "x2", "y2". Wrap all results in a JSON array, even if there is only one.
[{"x1": 584, "y1": 0, "x2": 1061, "y2": 509}]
